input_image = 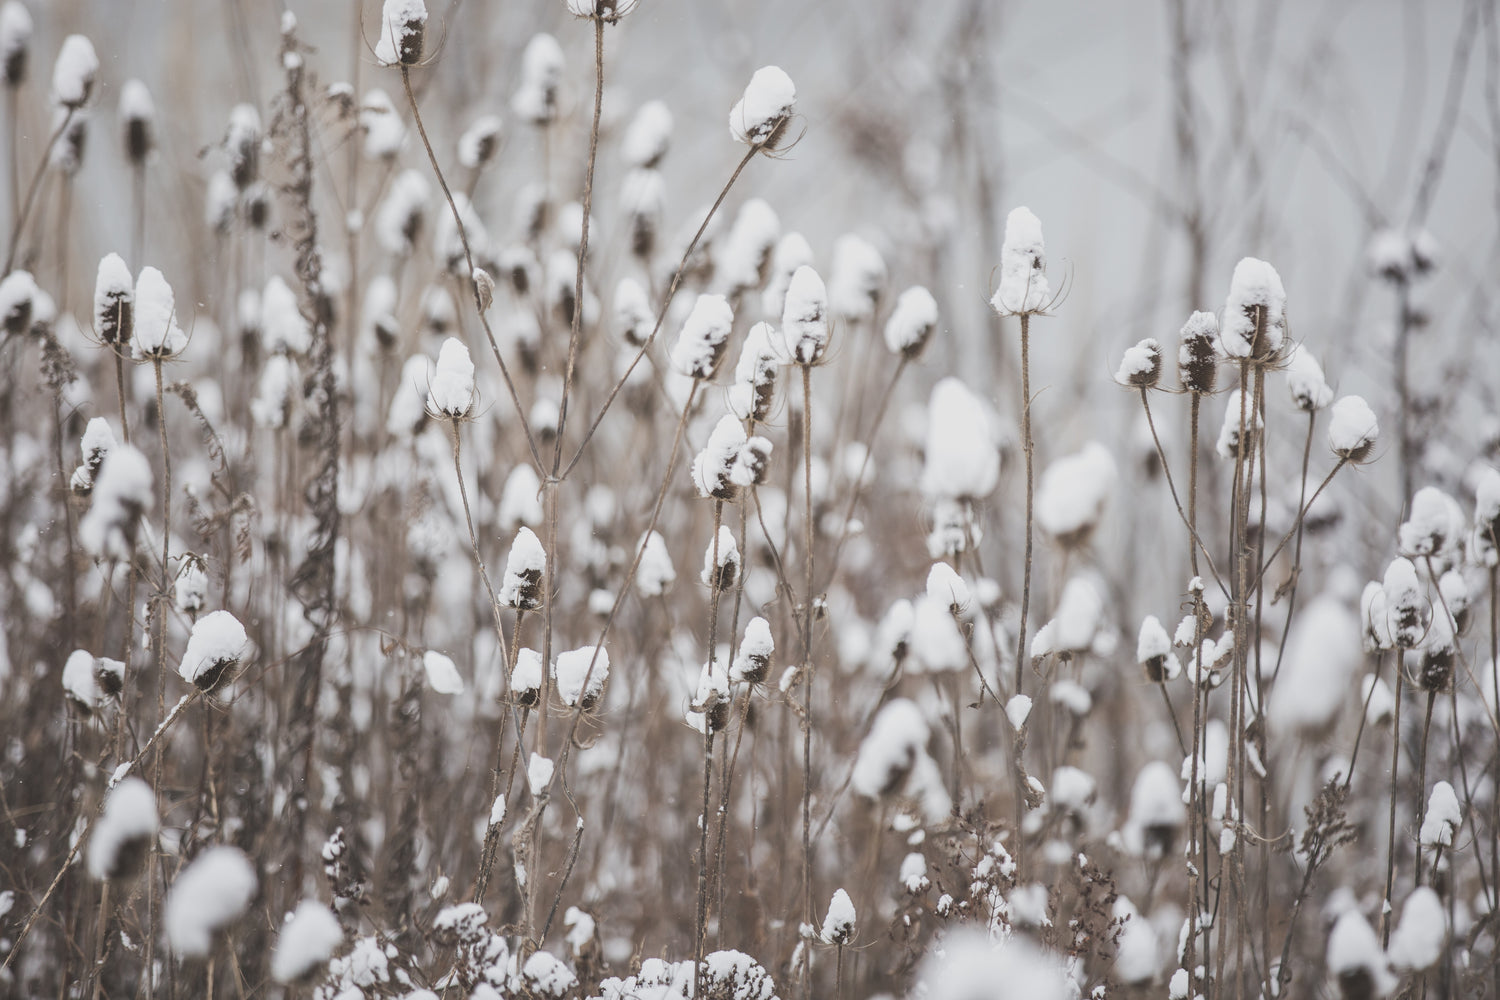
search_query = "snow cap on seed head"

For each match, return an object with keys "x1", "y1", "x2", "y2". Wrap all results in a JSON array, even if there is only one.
[
  {"x1": 990, "y1": 207, "x2": 1050, "y2": 316},
  {"x1": 730, "y1": 66, "x2": 796, "y2": 149}
]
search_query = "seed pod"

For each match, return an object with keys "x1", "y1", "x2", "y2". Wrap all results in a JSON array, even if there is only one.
[
  {"x1": 1, "y1": 1, "x2": 32, "y2": 88},
  {"x1": 1116, "y1": 338, "x2": 1162, "y2": 388},
  {"x1": 729, "y1": 66, "x2": 795, "y2": 150},
  {"x1": 177, "y1": 610, "x2": 249, "y2": 691},
  {"x1": 225, "y1": 104, "x2": 261, "y2": 190},
  {"x1": 1178, "y1": 311, "x2": 1219, "y2": 394},
  {"x1": 375, "y1": 0, "x2": 427, "y2": 67},
  {"x1": 120, "y1": 79, "x2": 155, "y2": 164},
  {"x1": 499, "y1": 527, "x2": 545, "y2": 611}
]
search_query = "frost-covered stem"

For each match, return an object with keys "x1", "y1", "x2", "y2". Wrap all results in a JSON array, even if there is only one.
[
  {"x1": 1381, "y1": 661, "x2": 1405, "y2": 946},
  {"x1": 0, "y1": 691, "x2": 200, "y2": 972},
  {"x1": 399, "y1": 65, "x2": 543, "y2": 470},
  {"x1": 1015, "y1": 314, "x2": 1034, "y2": 696},
  {"x1": 449, "y1": 420, "x2": 509, "y2": 666},
  {"x1": 695, "y1": 500, "x2": 727, "y2": 992},
  {"x1": 799, "y1": 362, "x2": 817, "y2": 972},
  {"x1": 551, "y1": 15, "x2": 605, "y2": 470},
  {"x1": 3, "y1": 106, "x2": 72, "y2": 273},
  {"x1": 561, "y1": 147, "x2": 758, "y2": 480},
  {"x1": 1413, "y1": 686, "x2": 1437, "y2": 889}
]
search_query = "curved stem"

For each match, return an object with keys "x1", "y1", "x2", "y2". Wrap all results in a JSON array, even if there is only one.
[{"x1": 3, "y1": 106, "x2": 73, "y2": 273}]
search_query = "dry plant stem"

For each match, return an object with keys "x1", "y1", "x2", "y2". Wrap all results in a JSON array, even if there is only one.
[
  {"x1": 1381, "y1": 660, "x2": 1405, "y2": 947},
  {"x1": 1250, "y1": 460, "x2": 1346, "y2": 593},
  {"x1": 89, "y1": 881, "x2": 109, "y2": 1000},
  {"x1": 1269, "y1": 413, "x2": 1316, "y2": 688},
  {"x1": 1449, "y1": 684, "x2": 1494, "y2": 908},
  {"x1": 1014, "y1": 313, "x2": 1034, "y2": 696},
  {"x1": 399, "y1": 65, "x2": 542, "y2": 470},
  {"x1": 3, "y1": 106, "x2": 72, "y2": 272},
  {"x1": 551, "y1": 15, "x2": 605, "y2": 468},
  {"x1": 826, "y1": 357, "x2": 907, "y2": 583},
  {"x1": 1, "y1": 690, "x2": 202, "y2": 972},
  {"x1": 1344, "y1": 651, "x2": 1385, "y2": 789},
  {"x1": 1413, "y1": 686, "x2": 1438, "y2": 889},
  {"x1": 448, "y1": 421, "x2": 510, "y2": 666},
  {"x1": 132, "y1": 165, "x2": 146, "y2": 269},
  {"x1": 1185, "y1": 391, "x2": 1209, "y2": 995},
  {"x1": 561, "y1": 147, "x2": 758, "y2": 480},
  {"x1": 799, "y1": 363, "x2": 816, "y2": 980},
  {"x1": 695, "y1": 501, "x2": 726, "y2": 997},
  {"x1": 1140, "y1": 389, "x2": 1230, "y2": 598}
]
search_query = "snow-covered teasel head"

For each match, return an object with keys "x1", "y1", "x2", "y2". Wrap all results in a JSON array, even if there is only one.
[
  {"x1": 1398, "y1": 486, "x2": 1464, "y2": 564},
  {"x1": 636, "y1": 530, "x2": 676, "y2": 597},
  {"x1": 717, "y1": 198, "x2": 780, "y2": 296},
  {"x1": 175, "y1": 557, "x2": 209, "y2": 615},
  {"x1": 565, "y1": 0, "x2": 638, "y2": 22},
  {"x1": 920, "y1": 378, "x2": 999, "y2": 503},
  {"x1": 554, "y1": 646, "x2": 609, "y2": 709},
  {"x1": 780, "y1": 265, "x2": 830, "y2": 366},
  {"x1": 374, "y1": 0, "x2": 427, "y2": 67},
  {"x1": 119, "y1": 78, "x2": 155, "y2": 164},
  {"x1": 622, "y1": 99, "x2": 672, "y2": 169},
  {"x1": 512, "y1": 34, "x2": 565, "y2": 126},
  {"x1": 1136, "y1": 615, "x2": 1180, "y2": 682},
  {"x1": 51, "y1": 34, "x2": 97, "y2": 109},
  {"x1": 499, "y1": 526, "x2": 546, "y2": 611},
  {"x1": 828, "y1": 234, "x2": 885, "y2": 322},
  {"x1": 1220, "y1": 257, "x2": 1287, "y2": 362},
  {"x1": 1382, "y1": 557, "x2": 1425, "y2": 650},
  {"x1": 1328, "y1": 395, "x2": 1378, "y2": 463},
  {"x1": 1473, "y1": 466, "x2": 1500, "y2": 567},
  {"x1": 1, "y1": 1, "x2": 31, "y2": 88},
  {"x1": 701, "y1": 525, "x2": 740, "y2": 590},
  {"x1": 375, "y1": 168, "x2": 430, "y2": 257},
  {"x1": 360, "y1": 88, "x2": 406, "y2": 160},
  {"x1": 260, "y1": 276, "x2": 309, "y2": 356},
  {"x1": 131, "y1": 266, "x2": 187, "y2": 360},
  {"x1": 79, "y1": 443, "x2": 152, "y2": 561},
  {"x1": 728, "y1": 322, "x2": 779, "y2": 422},
  {"x1": 457, "y1": 114, "x2": 503, "y2": 171},
  {"x1": 94, "y1": 253, "x2": 134, "y2": 347},
  {"x1": 87, "y1": 778, "x2": 157, "y2": 881},
  {"x1": 729, "y1": 66, "x2": 795, "y2": 150},
  {"x1": 670, "y1": 293, "x2": 734, "y2": 380},
  {"x1": 990, "y1": 207, "x2": 1051, "y2": 316},
  {"x1": 731, "y1": 616, "x2": 774, "y2": 684},
  {"x1": 427, "y1": 337, "x2": 476, "y2": 420},
  {"x1": 1419, "y1": 781, "x2": 1460, "y2": 849},
  {"x1": 820, "y1": 889, "x2": 856, "y2": 945},
  {"x1": 1327, "y1": 909, "x2": 1395, "y2": 1000},
  {"x1": 883, "y1": 286, "x2": 938, "y2": 359},
  {"x1": 164, "y1": 846, "x2": 258, "y2": 958},
  {"x1": 1177, "y1": 310, "x2": 1220, "y2": 394},
  {"x1": 1283, "y1": 343, "x2": 1332, "y2": 411},
  {"x1": 1036, "y1": 441, "x2": 1116, "y2": 546},
  {"x1": 225, "y1": 104, "x2": 261, "y2": 190},
  {"x1": 1214, "y1": 389, "x2": 1262, "y2": 460},
  {"x1": 1115, "y1": 338, "x2": 1162, "y2": 389},
  {"x1": 692, "y1": 415, "x2": 748, "y2": 499},
  {"x1": 0, "y1": 268, "x2": 38, "y2": 333},
  {"x1": 271, "y1": 900, "x2": 344, "y2": 984},
  {"x1": 1127, "y1": 760, "x2": 1185, "y2": 860},
  {"x1": 762, "y1": 231, "x2": 814, "y2": 318},
  {"x1": 178, "y1": 610, "x2": 249, "y2": 691}
]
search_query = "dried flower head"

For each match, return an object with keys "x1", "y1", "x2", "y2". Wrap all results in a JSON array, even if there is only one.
[
  {"x1": 119, "y1": 78, "x2": 155, "y2": 164},
  {"x1": 990, "y1": 206, "x2": 1050, "y2": 316},
  {"x1": 1177, "y1": 310, "x2": 1220, "y2": 394},
  {"x1": 1115, "y1": 338, "x2": 1162, "y2": 388},
  {"x1": 374, "y1": 0, "x2": 427, "y2": 67},
  {"x1": 51, "y1": 34, "x2": 97, "y2": 109},
  {"x1": 1220, "y1": 257, "x2": 1287, "y2": 363},
  {"x1": 729, "y1": 65, "x2": 795, "y2": 150}
]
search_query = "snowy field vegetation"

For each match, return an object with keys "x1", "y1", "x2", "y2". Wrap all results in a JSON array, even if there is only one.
[{"x1": 2, "y1": 0, "x2": 1500, "y2": 997}]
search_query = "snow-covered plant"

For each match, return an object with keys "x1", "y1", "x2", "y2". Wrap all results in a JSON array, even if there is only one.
[
  {"x1": 828, "y1": 233, "x2": 885, "y2": 322},
  {"x1": 1035, "y1": 441, "x2": 1116, "y2": 545},
  {"x1": 636, "y1": 530, "x2": 676, "y2": 597},
  {"x1": 51, "y1": 34, "x2": 97, "y2": 108},
  {"x1": 730, "y1": 616, "x2": 774, "y2": 683},
  {"x1": 375, "y1": 0, "x2": 427, "y2": 67},
  {"x1": 820, "y1": 888, "x2": 855, "y2": 944},
  {"x1": 422, "y1": 650, "x2": 464, "y2": 694},
  {"x1": 1328, "y1": 395, "x2": 1378, "y2": 462},
  {"x1": 1418, "y1": 780, "x2": 1460, "y2": 848},
  {"x1": 622, "y1": 99, "x2": 672, "y2": 169},
  {"x1": 271, "y1": 900, "x2": 343, "y2": 983},
  {"x1": 428, "y1": 337, "x2": 477, "y2": 419},
  {"x1": 1220, "y1": 257, "x2": 1287, "y2": 362},
  {"x1": 701, "y1": 524, "x2": 739, "y2": 589},
  {"x1": 131, "y1": 266, "x2": 187, "y2": 359},
  {"x1": 729, "y1": 65, "x2": 795, "y2": 149},
  {"x1": 0, "y1": 1, "x2": 30, "y2": 87},
  {"x1": 1283, "y1": 343, "x2": 1332, "y2": 411},
  {"x1": 178, "y1": 609, "x2": 249, "y2": 690},
  {"x1": 1136, "y1": 615, "x2": 1179, "y2": 681},
  {"x1": 1127, "y1": 760, "x2": 1185, "y2": 859},
  {"x1": 671, "y1": 293, "x2": 734, "y2": 379},
  {"x1": 989, "y1": 206, "x2": 1050, "y2": 315},
  {"x1": 0, "y1": 268, "x2": 38, "y2": 332},
  {"x1": 780, "y1": 264, "x2": 829, "y2": 365},
  {"x1": 79, "y1": 443, "x2": 152, "y2": 561},
  {"x1": 1177, "y1": 310, "x2": 1220, "y2": 394},
  {"x1": 87, "y1": 778, "x2": 157, "y2": 881},
  {"x1": 554, "y1": 645, "x2": 609, "y2": 709},
  {"x1": 93, "y1": 252, "x2": 133, "y2": 347},
  {"x1": 164, "y1": 846, "x2": 258, "y2": 958},
  {"x1": 513, "y1": 33, "x2": 565, "y2": 126},
  {"x1": 224, "y1": 103, "x2": 261, "y2": 189},
  {"x1": 920, "y1": 378, "x2": 998, "y2": 503},
  {"x1": 500, "y1": 526, "x2": 546, "y2": 611},
  {"x1": 1115, "y1": 337, "x2": 1162, "y2": 388},
  {"x1": 119, "y1": 78, "x2": 155, "y2": 163},
  {"x1": 883, "y1": 285, "x2": 938, "y2": 358},
  {"x1": 693, "y1": 414, "x2": 748, "y2": 499}
]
